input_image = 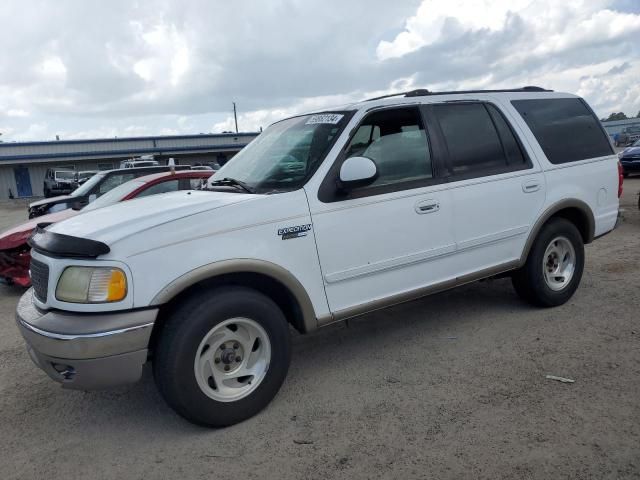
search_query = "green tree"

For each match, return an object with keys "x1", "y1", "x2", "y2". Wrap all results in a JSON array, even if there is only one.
[{"x1": 605, "y1": 112, "x2": 628, "y2": 121}]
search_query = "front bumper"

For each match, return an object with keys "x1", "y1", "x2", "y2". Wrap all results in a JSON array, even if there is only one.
[{"x1": 16, "y1": 289, "x2": 157, "y2": 390}]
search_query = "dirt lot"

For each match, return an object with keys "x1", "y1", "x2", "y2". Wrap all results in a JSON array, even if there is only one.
[{"x1": 0, "y1": 181, "x2": 639, "y2": 480}]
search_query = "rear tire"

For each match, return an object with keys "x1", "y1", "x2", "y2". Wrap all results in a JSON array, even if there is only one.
[
  {"x1": 153, "y1": 286, "x2": 291, "y2": 427},
  {"x1": 512, "y1": 218, "x2": 584, "y2": 307}
]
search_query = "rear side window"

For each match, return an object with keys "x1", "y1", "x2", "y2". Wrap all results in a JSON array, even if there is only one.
[
  {"x1": 432, "y1": 103, "x2": 527, "y2": 177},
  {"x1": 486, "y1": 104, "x2": 526, "y2": 167},
  {"x1": 136, "y1": 179, "x2": 179, "y2": 198},
  {"x1": 511, "y1": 98, "x2": 613, "y2": 164},
  {"x1": 98, "y1": 173, "x2": 136, "y2": 194}
]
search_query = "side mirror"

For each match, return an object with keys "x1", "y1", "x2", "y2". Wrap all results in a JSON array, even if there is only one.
[{"x1": 338, "y1": 156, "x2": 378, "y2": 190}]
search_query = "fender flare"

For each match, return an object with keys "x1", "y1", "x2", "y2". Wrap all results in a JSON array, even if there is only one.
[
  {"x1": 149, "y1": 259, "x2": 318, "y2": 333},
  {"x1": 520, "y1": 199, "x2": 595, "y2": 264}
]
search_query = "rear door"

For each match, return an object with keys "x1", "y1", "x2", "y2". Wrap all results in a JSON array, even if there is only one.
[{"x1": 424, "y1": 101, "x2": 545, "y2": 275}]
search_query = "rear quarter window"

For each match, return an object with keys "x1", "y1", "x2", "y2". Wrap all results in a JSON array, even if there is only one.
[{"x1": 511, "y1": 98, "x2": 613, "y2": 164}]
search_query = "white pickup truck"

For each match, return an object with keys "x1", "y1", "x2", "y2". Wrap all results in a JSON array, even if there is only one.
[{"x1": 17, "y1": 87, "x2": 621, "y2": 426}]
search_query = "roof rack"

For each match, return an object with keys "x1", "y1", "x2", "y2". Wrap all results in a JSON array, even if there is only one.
[{"x1": 364, "y1": 86, "x2": 551, "y2": 102}]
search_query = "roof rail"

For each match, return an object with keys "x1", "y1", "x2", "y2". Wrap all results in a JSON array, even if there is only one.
[{"x1": 364, "y1": 86, "x2": 551, "y2": 102}]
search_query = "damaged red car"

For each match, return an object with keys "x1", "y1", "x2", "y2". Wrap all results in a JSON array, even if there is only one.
[{"x1": 0, "y1": 170, "x2": 212, "y2": 286}]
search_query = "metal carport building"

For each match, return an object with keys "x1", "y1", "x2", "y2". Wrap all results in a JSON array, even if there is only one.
[{"x1": 0, "y1": 132, "x2": 258, "y2": 199}]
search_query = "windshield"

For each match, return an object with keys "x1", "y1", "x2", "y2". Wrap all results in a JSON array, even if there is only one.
[
  {"x1": 82, "y1": 179, "x2": 145, "y2": 212},
  {"x1": 212, "y1": 111, "x2": 352, "y2": 192},
  {"x1": 71, "y1": 171, "x2": 106, "y2": 197},
  {"x1": 55, "y1": 171, "x2": 74, "y2": 180},
  {"x1": 632, "y1": 139, "x2": 640, "y2": 147}
]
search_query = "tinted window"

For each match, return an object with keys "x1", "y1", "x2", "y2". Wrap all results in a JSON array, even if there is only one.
[
  {"x1": 434, "y1": 103, "x2": 507, "y2": 175},
  {"x1": 55, "y1": 171, "x2": 75, "y2": 180},
  {"x1": 190, "y1": 178, "x2": 208, "y2": 189},
  {"x1": 136, "y1": 179, "x2": 179, "y2": 198},
  {"x1": 345, "y1": 107, "x2": 432, "y2": 188},
  {"x1": 511, "y1": 98, "x2": 613, "y2": 164},
  {"x1": 486, "y1": 104, "x2": 526, "y2": 166},
  {"x1": 98, "y1": 173, "x2": 136, "y2": 194}
]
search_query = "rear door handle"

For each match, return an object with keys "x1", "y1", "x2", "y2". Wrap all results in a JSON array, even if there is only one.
[
  {"x1": 522, "y1": 181, "x2": 541, "y2": 193},
  {"x1": 415, "y1": 199, "x2": 440, "y2": 214}
]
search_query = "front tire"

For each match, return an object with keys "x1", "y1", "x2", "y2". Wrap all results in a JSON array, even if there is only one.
[
  {"x1": 153, "y1": 286, "x2": 291, "y2": 427},
  {"x1": 512, "y1": 218, "x2": 584, "y2": 307}
]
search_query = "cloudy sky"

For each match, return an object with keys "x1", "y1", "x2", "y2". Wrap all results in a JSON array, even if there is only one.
[{"x1": 1, "y1": 0, "x2": 639, "y2": 141}]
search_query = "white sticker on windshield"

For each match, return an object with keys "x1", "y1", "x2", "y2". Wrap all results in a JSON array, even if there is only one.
[{"x1": 305, "y1": 114, "x2": 344, "y2": 125}]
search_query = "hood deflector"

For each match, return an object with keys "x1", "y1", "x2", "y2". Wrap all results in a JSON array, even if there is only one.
[{"x1": 28, "y1": 226, "x2": 110, "y2": 258}]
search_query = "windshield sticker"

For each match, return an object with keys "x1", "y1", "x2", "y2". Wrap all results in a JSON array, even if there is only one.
[{"x1": 305, "y1": 114, "x2": 344, "y2": 125}]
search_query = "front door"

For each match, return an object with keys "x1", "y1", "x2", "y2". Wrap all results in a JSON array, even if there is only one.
[
  {"x1": 13, "y1": 166, "x2": 33, "y2": 198},
  {"x1": 307, "y1": 106, "x2": 456, "y2": 317}
]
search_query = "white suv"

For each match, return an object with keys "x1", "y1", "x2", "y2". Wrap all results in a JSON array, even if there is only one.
[{"x1": 17, "y1": 87, "x2": 621, "y2": 426}]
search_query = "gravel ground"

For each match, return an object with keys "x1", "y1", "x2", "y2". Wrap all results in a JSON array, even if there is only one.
[{"x1": 0, "y1": 180, "x2": 639, "y2": 480}]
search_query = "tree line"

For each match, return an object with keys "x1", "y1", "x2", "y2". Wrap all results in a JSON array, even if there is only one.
[{"x1": 601, "y1": 111, "x2": 640, "y2": 122}]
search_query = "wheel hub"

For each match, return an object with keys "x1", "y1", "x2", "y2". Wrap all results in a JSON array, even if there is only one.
[
  {"x1": 542, "y1": 236, "x2": 576, "y2": 291},
  {"x1": 194, "y1": 317, "x2": 272, "y2": 402},
  {"x1": 216, "y1": 343, "x2": 243, "y2": 372}
]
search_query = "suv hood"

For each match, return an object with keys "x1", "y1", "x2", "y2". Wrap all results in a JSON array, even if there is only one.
[
  {"x1": 30, "y1": 195, "x2": 73, "y2": 208},
  {"x1": 47, "y1": 190, "x2": 255, "y2": 245}
]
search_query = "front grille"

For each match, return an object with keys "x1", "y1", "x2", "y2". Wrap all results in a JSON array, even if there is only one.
[{"x1": 30, "y1": 259, "x2": 49, "y2": 302}]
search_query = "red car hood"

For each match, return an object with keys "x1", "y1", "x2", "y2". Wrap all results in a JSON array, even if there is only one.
[{"x1": 0, "y1": 209, "x2": 78, "y2": 250}]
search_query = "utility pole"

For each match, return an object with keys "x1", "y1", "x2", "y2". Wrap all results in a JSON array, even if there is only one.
[
  {"x1": 232, "y1": 102, "x2": 239, "y2": 133},
  {"x1": 233, "y1": 102, "x2": 239, "y2": 133}
]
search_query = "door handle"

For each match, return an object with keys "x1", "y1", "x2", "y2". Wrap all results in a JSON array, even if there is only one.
[
  {"x1": 522, "y1": 181, "x2": 541, "y2": 193},
  {"x1": 415, "y1": 199, "x2": 440, "y2": 214}
]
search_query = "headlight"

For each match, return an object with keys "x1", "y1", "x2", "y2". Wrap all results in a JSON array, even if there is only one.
[{"x1": 56, "y1": 267, "x2": 127, "y2": 303}]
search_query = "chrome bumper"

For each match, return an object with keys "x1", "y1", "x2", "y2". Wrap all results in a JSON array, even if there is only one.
[{"x1": 16, "y1": 289, "x2": 158, "y2": 390}]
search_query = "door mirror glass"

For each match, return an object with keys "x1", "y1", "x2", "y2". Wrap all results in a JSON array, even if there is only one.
[{"x1": 339, "y1": 156, "x2": 378, "y2": 189}]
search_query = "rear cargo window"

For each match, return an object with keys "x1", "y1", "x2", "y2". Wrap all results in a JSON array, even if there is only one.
[{"x1": 511, "y1": 98, "x2": 613, "y2": 164}]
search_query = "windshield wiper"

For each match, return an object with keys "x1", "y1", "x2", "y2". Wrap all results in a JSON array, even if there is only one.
[{"x1": 209, "y1": 177, "x2": 255, "y2": 194}]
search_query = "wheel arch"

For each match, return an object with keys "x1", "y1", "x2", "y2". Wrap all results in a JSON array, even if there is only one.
[
  {"x1": 520, "y1": 199, "x2": 595, "y2": 264},
  {"x1": 149, "y1": 260, "x2": 318, "y2": 338}
]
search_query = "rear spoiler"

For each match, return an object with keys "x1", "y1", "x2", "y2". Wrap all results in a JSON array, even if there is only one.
[{"x1": 28, "y1": 226, "x2": 110, "y2": 259}]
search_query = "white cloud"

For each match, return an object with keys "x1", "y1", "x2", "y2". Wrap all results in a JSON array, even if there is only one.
[
  {"x1": 377, "y1": 0, "x2": 532, "y2": 60},
  {"x1": 212, "y1": 76, "x2": 419, "y2": 132},
  {"x1": 40, "y1": 56, "x2": 67, "y2": 79},
  {"x1": 7, "y1": 109, "x2": 29, "y2": 118},
  {"x1": 0, "y1": 0, "x2": 638, "y2": 141},
  {"x1": 133, "y1": 23, "x2": 191, "y2": 88}
]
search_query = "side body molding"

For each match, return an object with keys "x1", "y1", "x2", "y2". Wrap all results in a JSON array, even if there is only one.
[
  {"x1": 519, "y1": 199, "x2": 595, "y2": 264},
  {"x1": 149, "y1": 259, "x2": 319, "y2": 333}
]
